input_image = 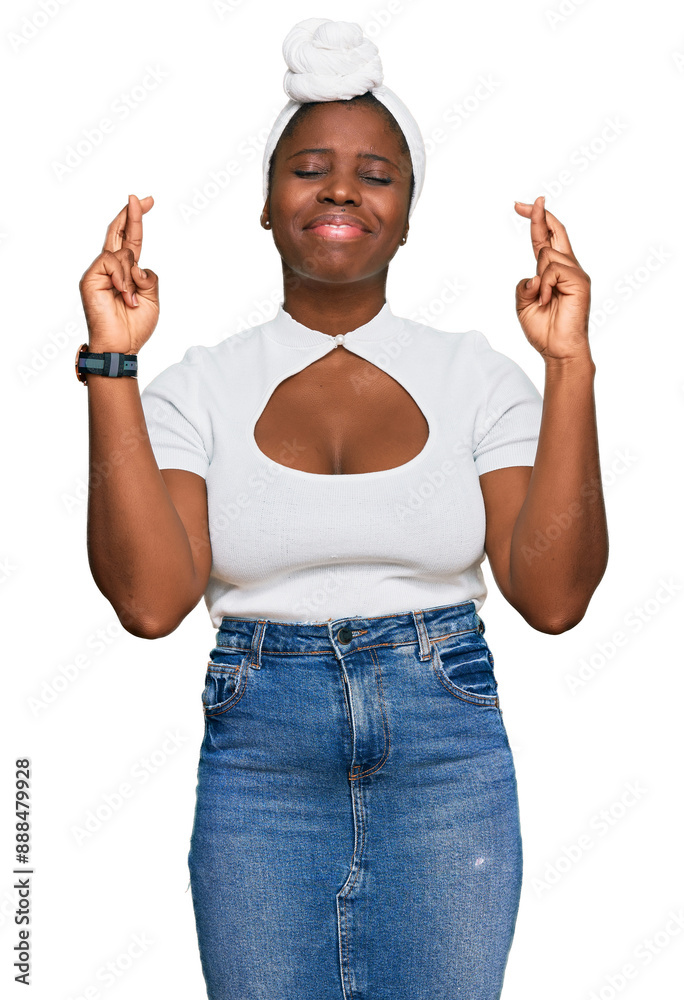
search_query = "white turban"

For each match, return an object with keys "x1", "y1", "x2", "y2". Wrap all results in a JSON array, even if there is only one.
[{"x1": 261, "y1": 17, "x2": 426, "y2": 220}]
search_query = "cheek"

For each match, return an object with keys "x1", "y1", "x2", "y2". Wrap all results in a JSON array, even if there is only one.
[{"x1": 268, "y1": 221, "x2": 300, "y2": 260}]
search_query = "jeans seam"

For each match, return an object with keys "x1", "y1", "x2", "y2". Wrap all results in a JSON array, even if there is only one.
[
  {"x1": 203, "y1": 661, "x2": 249, "y2": 717},
  {"x1": 339, "y1": 778, "x2": 366, "y2": 999},
  {"x1": 338, "y1": 659, "x2": 354, "y2": 744},
  {"x1": 430, "y1": 644, "x2": 500, "y2": 707},
  {"x1": 355, "y1": 648, "x2": 391, "y2": 778}
]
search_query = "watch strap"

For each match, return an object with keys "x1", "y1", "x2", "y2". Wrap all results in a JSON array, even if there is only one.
[{"x1": 76, "y1": 347, "x2": 138, "y2": 383}]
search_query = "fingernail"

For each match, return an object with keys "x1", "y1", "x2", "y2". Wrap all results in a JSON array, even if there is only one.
[
  {"x1": 526, "y1": 278, "x2": 534, "y2": 289},
  {"x1": 131, "y1": 293, "x2": 139, "y2": 306}
]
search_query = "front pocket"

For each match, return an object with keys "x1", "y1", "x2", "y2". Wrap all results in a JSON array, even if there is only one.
[
  {"x1": 202, "y1": 647, "x2": 248, "y2": 717},
  {"x1": 430, "y1": 632, "x2": 499, "y2": 707}
]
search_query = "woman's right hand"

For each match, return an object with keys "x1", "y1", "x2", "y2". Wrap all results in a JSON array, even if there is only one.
[{"x1": 79, "y1": 194, "x2": 159, "y2": 354}]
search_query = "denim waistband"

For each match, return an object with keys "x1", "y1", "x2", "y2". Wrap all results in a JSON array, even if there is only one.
[{"x1": 215, "y1": 599, "x2": 485, "y2": 667}]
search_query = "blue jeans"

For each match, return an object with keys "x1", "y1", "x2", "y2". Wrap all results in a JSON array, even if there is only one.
[{"x1": 187, "y1": 599, "x2": 523, "y2": 999}]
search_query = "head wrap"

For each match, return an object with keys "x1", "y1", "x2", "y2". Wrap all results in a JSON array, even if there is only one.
[{"x1": 261, "y1": 17, "x2": 426, "y2": 220}]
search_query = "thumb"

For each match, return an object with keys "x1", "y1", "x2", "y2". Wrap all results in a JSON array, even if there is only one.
[
  {"x1": 516, "y1": 273, "x2": 540, "y2": 306},
  {"x1": 132, "y1": 264, "x2": 158, "y2": 293}
]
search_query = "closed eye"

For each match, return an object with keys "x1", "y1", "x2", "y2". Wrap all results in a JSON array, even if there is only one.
[{"x1": 293, "y1": 170, "x2": 391, "y2": 184}]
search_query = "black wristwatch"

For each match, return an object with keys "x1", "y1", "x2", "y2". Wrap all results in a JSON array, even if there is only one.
[{"x1": 75, "y1": 343, "x2": 138, "y2": 385}]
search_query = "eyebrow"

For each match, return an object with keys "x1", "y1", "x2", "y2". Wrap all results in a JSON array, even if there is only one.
[{"x1": 285, "y1": 147, "x2": 399, "y2": 170}]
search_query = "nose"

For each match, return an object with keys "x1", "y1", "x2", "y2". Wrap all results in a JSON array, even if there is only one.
[{"x1": 317, "y1": 168, "x2": 361, "y2": 207}]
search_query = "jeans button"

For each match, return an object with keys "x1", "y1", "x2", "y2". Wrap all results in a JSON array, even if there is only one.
[
  {"x1": 337, "y1": 627, "x2": 353, "y2": 644},
  {"x1": 477, "y1": 617, "x2": 485, "y2": 633}
]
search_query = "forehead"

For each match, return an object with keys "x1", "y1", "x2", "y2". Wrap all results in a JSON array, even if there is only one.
[{"x1": 281, "y1": 101, "x2": 407, "y2": 158}]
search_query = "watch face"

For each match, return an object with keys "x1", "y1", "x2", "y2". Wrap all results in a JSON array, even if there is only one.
[{"x1": 75, "y1": 342, "x2": 89, "y2": 383}]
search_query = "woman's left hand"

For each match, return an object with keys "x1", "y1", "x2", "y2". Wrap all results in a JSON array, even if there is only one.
[{"x1": 514, "y1": 195, "x2": 592, "y2": 362}]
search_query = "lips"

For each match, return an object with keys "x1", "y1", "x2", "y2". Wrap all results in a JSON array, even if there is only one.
[
  {"x1": 304, "y1": 213, "x2": 371, "y2": 235},
  {"x1": 306, "y1": 223, "x2": 369, "y2": 240}
]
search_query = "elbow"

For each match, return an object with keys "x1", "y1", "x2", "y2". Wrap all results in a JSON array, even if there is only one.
[
  {"x1": 513, "y1": 560, "x2": 608, "y2": 635},
  {"x1": 144, "y1": 618, "x2": 185, "y2": 639},
  {"x1": 88, "y1": 569, "x2": 198, "y2": 639},
  {"x1": 123, "y1": 598, "x2": 203, "y2": 638},
  {"x1": 119, "y1": 618, "x2": 167, "y2": 640},
  {"x1": 123, "y1": 616, "x2": 184, "y2": 640},
  {"x1": 520, "y1": 602, "x2": 590, "y2": 635},
  {"x1": 113, "y1": 606, "x2": 185, "y2": 640},
  {"x1": 528, "y1": 616, "x2": 584, "y2": 635}
]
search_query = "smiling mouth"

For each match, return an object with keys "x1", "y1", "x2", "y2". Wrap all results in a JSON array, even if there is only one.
[{"x1": 305, "y1": 223, "x2": 370, "y2": 240}]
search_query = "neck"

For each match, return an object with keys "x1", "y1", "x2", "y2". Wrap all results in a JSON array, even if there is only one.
[{"x1": 280, "y1": 276, "x2": 388, "y2": 338}]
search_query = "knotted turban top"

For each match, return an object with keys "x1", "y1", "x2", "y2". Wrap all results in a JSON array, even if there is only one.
[{"x1": 261, "y1": 17, "x2": 426, "y2": 220}]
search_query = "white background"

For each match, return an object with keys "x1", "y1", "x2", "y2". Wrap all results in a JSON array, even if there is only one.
[{"x1": 2, "y1": 0, "x2": 683, "y2": 997}]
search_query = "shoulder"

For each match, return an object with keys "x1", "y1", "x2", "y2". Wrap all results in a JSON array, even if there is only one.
[
  {"x1": 396, "y1": 315, "x2": 541, "y2": 403},
  {"x1": 467, "y1": 330, "x2": 541, "y2": 399},
  {"x1": 141, "y1": 322, "x2": 264, "y2": 394},
  {"x1": 392, "y1": 315, "x2": 480, "y2": 376},
  {"x1": 398, "y1": 313, "x2": 476, "y2": 349},
  {"x1": 182, "y1": 321, "x2": 265, "y2": 369},
  {"x1": 401, "y1": 316, "x2": 525, "y2": 364},
  {"x1": 395, "y1": 315, "x2": 511, "y2": 375},
  {"x1": 398, "y1": 314, "x2": 526, "y2": 363},
  {"x1": 419, "y1": 319, "x2": 539, "y2": 389}
]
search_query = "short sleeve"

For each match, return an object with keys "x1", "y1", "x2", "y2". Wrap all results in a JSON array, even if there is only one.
[
  {"x1": 139, "y1": 345, "x2": 212, "y2": 478},
  {"x1": 470, "y1": 331, "x2": 543, "y2": 475}
]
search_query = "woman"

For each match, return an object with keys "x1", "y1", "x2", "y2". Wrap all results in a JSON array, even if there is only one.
[{"x1": 78, "y1": 17, "x2": 608, "y2": 1000}]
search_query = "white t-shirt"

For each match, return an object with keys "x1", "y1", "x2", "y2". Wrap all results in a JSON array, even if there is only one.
[{"x1": 140, "y1": 301, "x2": 543, "y2": 627}]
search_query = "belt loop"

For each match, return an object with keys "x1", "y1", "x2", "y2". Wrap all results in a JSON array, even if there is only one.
[
  {"x1": 248, "y1": 620, "x2": 267, "y2": 670},
  {"x1": 411, "y1": 610, "x2": 432, "y2": 661}
]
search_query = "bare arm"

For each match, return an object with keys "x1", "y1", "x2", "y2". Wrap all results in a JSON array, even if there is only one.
[
  {"x1": 479, "y1": 196, "x2": 609, "y2": 634},
  {"x1": 79, "y1": 194, "x2": 211, "y2": 639},
  {"x1": 480, "y1": 355, "x2": 608, "y2": 634},
  {"x1": 85, "y1": 375, "x2": 211, "y2": 638}
]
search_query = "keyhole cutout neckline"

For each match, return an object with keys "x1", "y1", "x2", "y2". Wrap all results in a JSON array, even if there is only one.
[
  {"x1": 263, "y1": 301, "x2": 401, "y2": 348},
  {"x1": 252, "y1": 301, "x2": 434, "y2": 478}
]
